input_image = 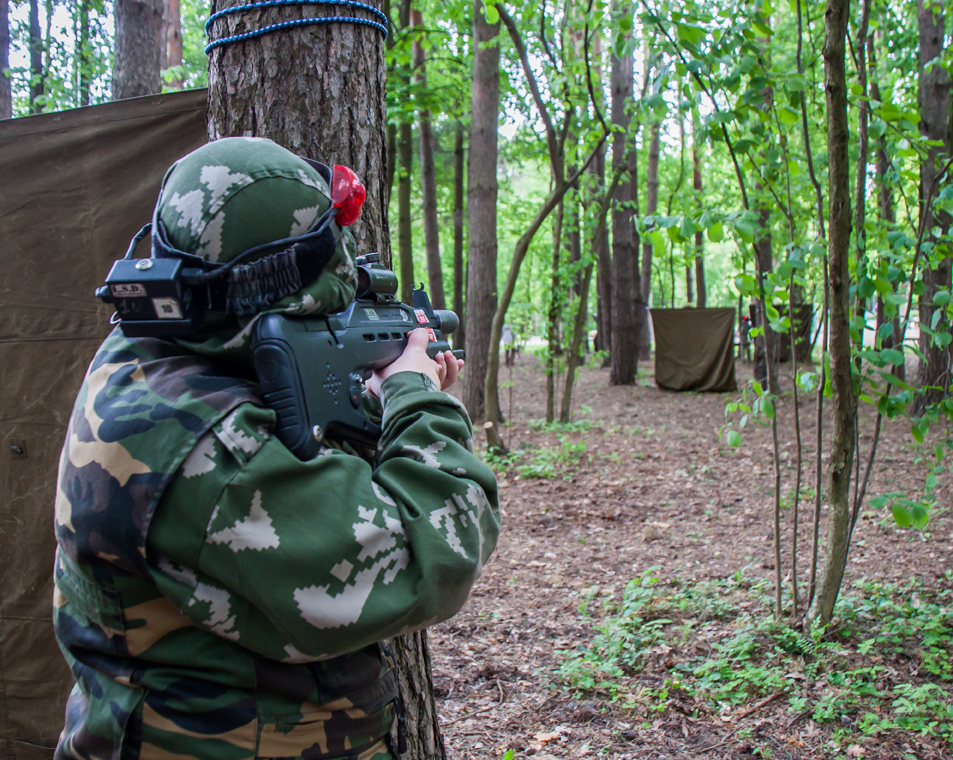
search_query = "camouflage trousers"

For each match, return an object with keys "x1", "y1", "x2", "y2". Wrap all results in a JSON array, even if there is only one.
[{"x1": 326, "y1": 738, "x2": 395, "y2": 760}]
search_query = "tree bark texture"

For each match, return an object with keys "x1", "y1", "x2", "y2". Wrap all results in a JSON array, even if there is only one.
[
  {"x1": 914, "y1": 0, "x2": 952, "y2": 411},
  {"x1": 388, "y1": 632, "x2": 447, "y2": 760},
  {"x1": 163, "y1": 0, "x2": 183, "y2": 88},
  {"x1": 463, "y1": 0, "x2": 500, "y2": 421},
  {"x1": 546, "y1": 201, "x2": 565, "y2": 422},
  {"x1": 453, "y1": 124, "x2": 466, "y2": 349},
  {"x1": 693, "y1": 146, "x2": 706, "y2": 307},
  {"x1": 413, "y1": 8, "x2": 446, "y2": 310},
  {"x1": 29, "y1": 0, "x2": 42, "y2": 112},
  {"x1": 869, "y1": 36, "x2": 903, "y2": 382},
  {"x1": 396, "y1": 0, "x2": 414, "y2": 302},
  {"x1": 113, "y1": 0, "x2": 163, "y2": 99},
  {"x1": 0, "y1": 0, "x2": 10, "y2": 118},
  {"x1": 398, "y1": 118, "x2": 414, "y2": 303},
  {"x1": 77, "y1": 0, "x2": 92, "y2": 106},
  {"x1": 809, "y1": 0, "x2": 855, "y2": 626},
  {"x1": 208, "y1": 7, "x2": 444, "y2": 758},
  {"x1": 207, "y1": 1, "x2": 389, "y2": 257},
  {"x1": 593, "y1": 144, "x2": 611, "y2": 360},
  {"x1": 640, "y1": 122, "x2": 659, "y2": 304},
  {"x1": 610, "y1": 36, "x2": 637, "y2": 385}
]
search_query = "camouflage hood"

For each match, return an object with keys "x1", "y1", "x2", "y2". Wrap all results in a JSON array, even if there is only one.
[{"x1": 155, "y1": 137, "x2": 359, "y2": 363}]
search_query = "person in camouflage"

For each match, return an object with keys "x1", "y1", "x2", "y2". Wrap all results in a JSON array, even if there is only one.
[{"x1": 52, "y1": 137, "x2": 500, "y2": 760}]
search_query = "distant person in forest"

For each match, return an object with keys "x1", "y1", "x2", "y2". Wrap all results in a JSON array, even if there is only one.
[
  {"x1": 740, "y1": 314, "x2": 752, "y2": 363},
  {"x1": 51, "y1": 138, "x2": 500, "y2": 760},
  {"x1": 503, "y1": 322, "x2": 517, "y2": 367}
]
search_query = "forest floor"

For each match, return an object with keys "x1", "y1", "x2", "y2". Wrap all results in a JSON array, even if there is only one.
[{"x1": 428, "y1": 351, "x2": 953, "y2": 760}]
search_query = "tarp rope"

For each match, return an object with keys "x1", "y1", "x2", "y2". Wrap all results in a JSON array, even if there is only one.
[{"x1": 205, "y1": 0, "x2": 388, "y2": 53}]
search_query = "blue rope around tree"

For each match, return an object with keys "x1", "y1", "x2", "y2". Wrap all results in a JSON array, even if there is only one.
[{"x1": 205, "y1": 0, "x2": 388, "y2": 53}]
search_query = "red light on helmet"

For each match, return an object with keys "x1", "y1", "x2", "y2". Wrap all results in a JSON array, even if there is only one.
[{"x1": 331, "y1": 165, "x2": 366, "y2": 226}]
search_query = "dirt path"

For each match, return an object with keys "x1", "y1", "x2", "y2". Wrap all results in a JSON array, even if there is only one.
[{"x1": 429, "y1": 354, "x2": 953, "y2": 759}]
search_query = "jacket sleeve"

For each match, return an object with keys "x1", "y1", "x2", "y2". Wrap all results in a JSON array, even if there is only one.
[{"x1": 147, "y1": 371, "x2": 500, "y2": 663}]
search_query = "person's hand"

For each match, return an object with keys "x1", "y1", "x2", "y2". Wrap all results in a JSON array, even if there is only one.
[{"x1": 364, "y1": 329, "x2": 465, "y2": 398}]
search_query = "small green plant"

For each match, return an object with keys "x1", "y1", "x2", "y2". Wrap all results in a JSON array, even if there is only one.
[{"x1": 555, "y1": 572, "x2": 953, "y2": 746}]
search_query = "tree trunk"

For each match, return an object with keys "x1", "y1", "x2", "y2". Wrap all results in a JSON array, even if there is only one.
[
  {"x1": 453, "y1": 123, "x2": 466, "y2": 349},
  {"x1": 113, "y1": 0, "x2": 163, "y2": 99},
  {"x1": 462, "y1": 0, "x2": 500, "y2": 421},
  {"x1": 77, "y1": 0, "x2": 92, "y2": 106},
  {"x1": 546, "y1": 201, "x2": 565, "y2": 422},
  {"x1": 807, "y1": 0, "x2": 855, "y2": 626},
  {"x1": 29, "y1": 0, "x2": 42, "y2": 112},
  {"x1": 640, "y1": 122, "x2": 659, "y2": 305},
  {"x1": 593, "y1": 144, "x2": 611, "y2": 361},
  {"x1": 693, "y1": 145, "x2": 706, "y2": 307},
  {"x1": 384, "y1": 0, "x2": 396, "y2": 205},
  {"x1": 686, "y1": 263, "x2": 694, "y2": 304},
  {"x1": 163, "y1": 0, "x2": 183, "y2": 89},
  {"x1": 208, "y1": 6, "x2": 445, "y2": 757},
  {"x1": 413, "y1": 8, "x2": 446, "y2": 310},
  {"x1": 610, "y1": 26, "x2": 637, "y2": 385},
  {"x1": 869, "y1": 35, "x2": 902, "y2": 382},
  {"x1": 914, "y1": 0, "x2": 952, "y2": 412},
  {"x1": 0, "y1": 0, "x2": 10, "y2": 118},
  {"x1": 398, "y1": 118, "x2": 414, "y2": 303},
  {"x1": 390, "y1": 632, "x2": 447, "y2": 759},
  {"x1": 396, "y1": 0, "x2": 414, "y2": 303}
]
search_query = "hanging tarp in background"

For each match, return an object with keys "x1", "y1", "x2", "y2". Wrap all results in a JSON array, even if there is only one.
[
  {"x1": 0, "y1": 89, "x2": 208, "y2": 760},
  {"x1": 651, "y1": 307, "x2": 738, "y2": 392}
]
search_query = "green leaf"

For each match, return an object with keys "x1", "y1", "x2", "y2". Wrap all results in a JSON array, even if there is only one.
[
  {"x1": 933, "y1": 290, "x2": 951, "y2": 306},
  {"x1": 778, "y1": 105, "x2": 799, "y2": 126},
  {"x1": 881, "y1": 348, "x2": 904, "y2": 366},
  {"x1": 677, "y1": 23, "x2": 706, "y2": 45},
  {"x1": 750, "y1": 16, "x2": 772, "y2": 36},
  {"x1": 762, "y1": 397, "x2": 775, "y2": 418},
  {"x1": 891, "y1": 504, "x2": 913, "y2": 528},
  {"x1": 911, "y1": 424, "x2": 924, "y2": 443},
  {"x1": 679, "y1": 216, "x2": 696, "y2": 239},
  {"x1": 911, "y1": 504, "x2": 930, "y2": 530},
  {"x1": 727, "y1": 430, "x2": 742, "y2": 447},
  {"x1": 935, "y1": 331, "x2": 952, "y2": 348},
  {"x1": 708, "y1": 222, "x2": 724, "y2": 242},
  {"x1": 483, "y1": 2, "x2": 499, "y2": 23}
]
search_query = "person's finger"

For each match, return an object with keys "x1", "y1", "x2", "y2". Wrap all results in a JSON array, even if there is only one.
[
  {"x1": 434, "y1": 352, "x2": 448, "y2": 386},
  {"x1": 441, "y1": 350, "x2": 458, "y2": 389},
  {"x1": 405, "y1": 328, "x2": 431, "y2": 351}
]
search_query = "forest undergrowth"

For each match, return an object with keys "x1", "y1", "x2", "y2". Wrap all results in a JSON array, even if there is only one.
[{"x1": 428, "y1": 352, "x2": 953, "y2": 760}]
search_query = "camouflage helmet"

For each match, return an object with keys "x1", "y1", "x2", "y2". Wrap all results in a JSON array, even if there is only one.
[{"x1": 154, "y1": 137, "x2": 358, "y2": 317}]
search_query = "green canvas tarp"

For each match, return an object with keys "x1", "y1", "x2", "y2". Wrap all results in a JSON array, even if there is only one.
[
  {"x1": 0, "y1": 89, "x2": 208, "y2": 760},
  {"x1": 651, "y1": 307, "x2": 738, "y2": 392}
]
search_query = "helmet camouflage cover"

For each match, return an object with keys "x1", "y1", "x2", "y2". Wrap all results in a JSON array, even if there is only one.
[{"x1": 156, "y1": 136, "x2": 357, "y2": 320}]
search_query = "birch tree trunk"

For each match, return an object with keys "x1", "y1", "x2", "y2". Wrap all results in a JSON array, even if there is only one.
[
  {"x1": 413, "y1": 8, "x2": 446, "y2": 310},
  {"x1": 113, "y1": 0, "x2": 163, "y2": 99},
  {"x1": 463, "y1": 0, "x2": 500, "y2": 421},
  {"x1": 808, "y1": 0, "x2": 855, "y2": 626},
  {"x1": 208, "y1": 7, "x2": 447, "y2": 758}
]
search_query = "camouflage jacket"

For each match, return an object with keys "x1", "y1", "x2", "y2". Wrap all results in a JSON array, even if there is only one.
[{"x1": 53, "y1": 329, "x2": 500, "y2": 760}]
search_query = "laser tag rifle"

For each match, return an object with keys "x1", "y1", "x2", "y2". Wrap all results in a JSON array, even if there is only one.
[{"x1": 250, "y1": 253, "x2": 463, "y2": 459}]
